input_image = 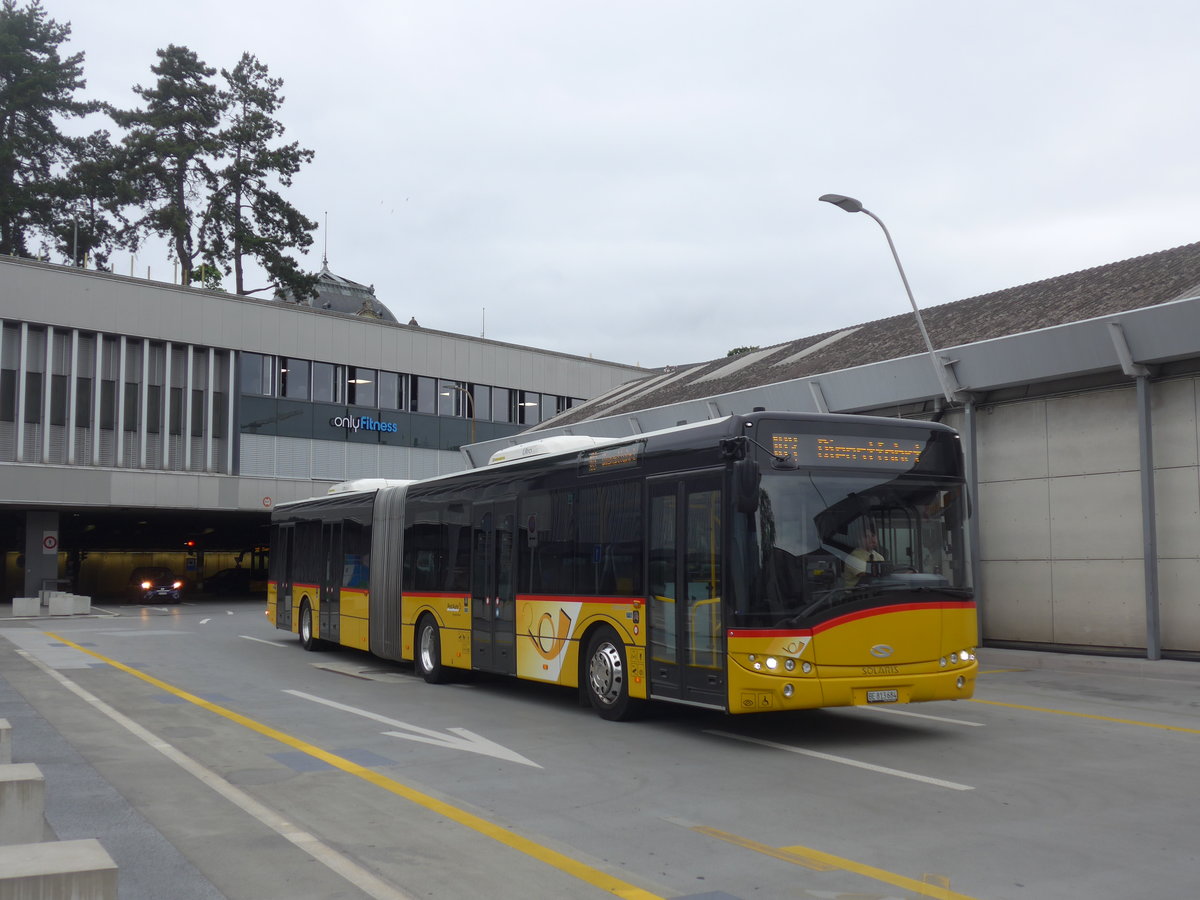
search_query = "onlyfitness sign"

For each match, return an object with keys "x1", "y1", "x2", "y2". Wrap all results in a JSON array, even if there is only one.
[{"x1": 330, "y1": 414, "x2": 399, "y2": 434}]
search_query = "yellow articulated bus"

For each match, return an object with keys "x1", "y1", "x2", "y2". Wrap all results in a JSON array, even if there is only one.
[{"x1": 268, "y1": 411, "x2": 977, "y2": 719}]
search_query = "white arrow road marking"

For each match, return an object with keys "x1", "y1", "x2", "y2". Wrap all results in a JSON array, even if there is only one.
[
  {"x1": 284, "y1": 689, "x2": 542, "y2": 768},
  {"x1": 705, "y1": 730, "x2": 972, "y2": 790},
  {"x1": 200, "y1": 618, "x2": 211, "y2": 625}
]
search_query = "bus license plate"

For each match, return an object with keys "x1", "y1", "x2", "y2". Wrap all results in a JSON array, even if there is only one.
[{"x1": 866, "y1": 689, "x2": 898, "y2": 703}]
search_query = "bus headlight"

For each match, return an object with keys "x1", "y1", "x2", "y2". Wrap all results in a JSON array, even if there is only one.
[
  {"x1": 784, "y1": 658, "x2": 796, "y2": 672},
  {"x1": 960, "y1": 649, "x2": 975, "y2": 662},
  {"x1": 753, "y1": 661, "x2": 762, "y2": 671},
  {"x1": 765, "y1": 657, "x2": 778, "y2": 670},
  {"x1": 801, "y1": 661, "x2": 813, "y2": 674},
  {"x1": 782, "y1": 684, "x2": 794, "y2": 698}
]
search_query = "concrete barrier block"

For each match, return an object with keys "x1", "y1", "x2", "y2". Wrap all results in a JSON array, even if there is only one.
[
  {"x1": 11, "y1": 597, "x2": 39, "y2": 617},
  {"x1": 0, "y1": 763, "x2": 45, "y2": 846},
  {"x1": 0, "y1": 838, "x2": 118, "y2": 899},
  {"x1": 0, "y1": 720, "x2": 9, "y2": 765},
  {"x1": 66, "y1": 594, "x2": 90, "y2": 615},
  {"x1": 48, "y1": 594, "x2": 73, "y2": 616}
]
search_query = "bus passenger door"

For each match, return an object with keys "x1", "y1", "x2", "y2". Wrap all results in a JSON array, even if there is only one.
[
  {"x1": 274, "y1": 524, "x2": 294, "y2": 630},
  {"x1": 647, "y1": 473, "x2": 725, "y2": 707},
  {"x1": 320, "y1": 520, "x2": 342, "y2": 644},
  {"x1": 471, "y1": 500, "x2": 516, "y2": 675}
]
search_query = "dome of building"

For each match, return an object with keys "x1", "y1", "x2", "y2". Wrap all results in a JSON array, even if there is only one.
[{"x1": 276, "y1": 262, "x2": 399, "y2": 323}]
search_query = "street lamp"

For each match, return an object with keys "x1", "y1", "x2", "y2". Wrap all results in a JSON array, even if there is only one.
[
  {"x1": 819, "y1": 193, "x2": 957, "y2": 404},
  {"x1": 440, "y1": 384, "x2": 477, "y2": 444}
]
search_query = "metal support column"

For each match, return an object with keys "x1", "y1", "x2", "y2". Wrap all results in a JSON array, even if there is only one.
[{"x1": 1137, "y1": 375, "x2": 1161, "y2": 660}]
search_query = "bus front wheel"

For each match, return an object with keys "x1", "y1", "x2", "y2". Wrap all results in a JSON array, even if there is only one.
[
  {"x1": 299, "y1": 602, "x2": 320, "y2": 651},
  {"x1": 585, "y1": 627, "x2": 637, "y2": 721},
  {"x1": 416, "y1": 616, "x2": 448, "y2": 684}
]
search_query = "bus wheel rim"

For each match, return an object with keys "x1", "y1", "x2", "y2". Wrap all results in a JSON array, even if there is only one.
[
  {"x1": 419, "y1": 624, "x2": 435, "y2": 671},
  {"x1": 589, "y1": 642, "x2": 623, "y2": 705}
]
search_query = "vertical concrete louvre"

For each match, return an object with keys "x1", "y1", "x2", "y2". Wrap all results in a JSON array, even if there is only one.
[
  {"x1": 67, "y1": 330, "x2": 79, "y2": 465},
  {"x1": 41, "y1": 325, "x2": 52, "y2": 464},
  {"x1": 15, "y1": 323, "x2": 27, "y2": 462}
]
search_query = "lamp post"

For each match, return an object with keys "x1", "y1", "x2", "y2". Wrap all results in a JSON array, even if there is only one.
[
  {"x1": 819, "y1": 193, "x2": 957, "y2": 404},
  {"x1": 440, "y1": 384, "x2": 476, "y2": 443}
]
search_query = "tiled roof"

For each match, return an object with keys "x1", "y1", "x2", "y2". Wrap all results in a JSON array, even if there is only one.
[{"x1": 551, "y1": 240, "x2": 1200, "y2": 426}]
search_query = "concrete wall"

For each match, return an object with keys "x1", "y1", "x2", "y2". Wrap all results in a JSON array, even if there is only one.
[{"x1": 973, "y1": 377, "x2": 1200, "y2": 652}]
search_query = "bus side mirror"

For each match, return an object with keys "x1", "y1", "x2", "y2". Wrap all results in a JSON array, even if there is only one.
[{"x1": 733, "y1": 458, "x2": 761, "y2": 514}]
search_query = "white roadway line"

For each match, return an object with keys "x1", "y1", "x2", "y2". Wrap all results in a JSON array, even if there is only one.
[
  {"x1": 240, "y1": 635, "x2": 287, "y2": 647},
  {"x1": 200, "y1": 618, "x2": 211, "y2": 625},
  {"x1": 285, "y1": 689, "x2": 542, "y2": 768},
  {"x1": 859, "y1": 706, "x2": 986, "y2": 727},
  {"x1": 705, "y1": 730, "x2": 974, "y2": 791},
  {"x1": 16, "y1": 649, "x2": 416, "y2": 900}
]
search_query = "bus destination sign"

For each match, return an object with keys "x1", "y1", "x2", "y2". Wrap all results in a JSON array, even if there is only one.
[
  {"x1": 772, "y1": 433, "x2": 925, "y2": 469},
  {"x1": 580, "y1": 443, "x2": 643, "y2": 475}
]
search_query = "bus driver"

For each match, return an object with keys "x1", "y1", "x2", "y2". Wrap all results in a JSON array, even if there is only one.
[{"x1": 844, "y1": 523, "x2": 884, "y2": 588}]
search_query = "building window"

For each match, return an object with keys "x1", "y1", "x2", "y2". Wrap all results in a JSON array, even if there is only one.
[
  {"x1": 473, "y1": 385, "x2": 491, "y2": 421},
  {"x1": 280, "y1": 358, "x2": 310, "y2": 400},
  {"x1": 517, "y1": 390, "x2": 540, "y2": 426},
  {"x1": 348, "y1": 367, "x2": 377, "y2": 407},
  {"x1": 439, "y1": 380, "x2": 472, "y2": 417},
  {"x1": 378, "y1": 371, "x2": 404, "y2": 410},
  {"x1": 492, "y1": 387, "x2": 512, "y2": 423},
  {"x1": 240, "y1": 352, "x2": 274, "y2": 396},
  {"x1": 411, "y1": 375, "x2": 436, "y2": 414},
  {"x1": 312, "y1": 361, "x2": 342, "y2": 403}
]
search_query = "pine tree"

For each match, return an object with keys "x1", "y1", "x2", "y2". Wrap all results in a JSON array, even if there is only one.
[
  {"x1": 206, "y1": 52, "x2": 317, "y2": 298},
  {"x1": 0, "y1": 0, "x2": 93, "y2": 256},
  {"x1": 51, "y1": 129, "x2": 129, "y2": 268},
  {"x1": 110, "y1": 44, "x2": 223, "y2": 286}
]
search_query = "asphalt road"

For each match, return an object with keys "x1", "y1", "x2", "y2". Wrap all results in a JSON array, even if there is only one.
[{"x1": 2, "y1": 597, "x2": 1198, "y2": 900}]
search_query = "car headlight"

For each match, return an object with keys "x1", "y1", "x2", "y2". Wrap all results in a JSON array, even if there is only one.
[
  {"x1": 172, "y1": 581, "x2": 183, "y2": 590},
  {"x1": 141, "y1": 581, "x2": 151, "y2": 590}
]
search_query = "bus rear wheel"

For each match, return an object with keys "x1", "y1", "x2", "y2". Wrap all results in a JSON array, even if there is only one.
[
  {"x1": 416, "y1": 616, "x2": 448, "y2": 684},
  {"x1": 299, "y1": 602, "x2": 320, "y2": 651},
  {"x1": 585, "y1": 626, "x2": 637, "y2": 721}
]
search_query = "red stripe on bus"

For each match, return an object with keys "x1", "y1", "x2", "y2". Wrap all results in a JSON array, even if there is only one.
[
  {"x1": 728, "y1": 628, "x2": 815, "y2": 638},
  {"x1": 515, "y1": 594, "x2": 638, "y2": 605},
  {"x1": 728, "y1": 601, "x2": 975, "y2": 638},
  {"x1": 811, "y1": 601, "x2": 976, "y2": 634}
]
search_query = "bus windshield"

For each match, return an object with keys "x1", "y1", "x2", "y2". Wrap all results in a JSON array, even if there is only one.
[{"x1": 740, "y1": 471, "x2": 970, "y2": 628}]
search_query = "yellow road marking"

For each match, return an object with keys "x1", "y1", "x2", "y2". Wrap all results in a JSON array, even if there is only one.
[
  {"x1": 694, "y1": 826, "x2": 979, "y2": 899},
  {"x1": 968, "y1": 697, "x2": 1200, "y2": 735},
  {"x1": 45, "y1": 633, "x2": 661, "y2": 900},
  {"x1": 690, "y1": 826, "x2": 838, "y2": 871}
]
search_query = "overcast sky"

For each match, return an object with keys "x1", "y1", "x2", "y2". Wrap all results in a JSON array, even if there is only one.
[{"x1": 43, "y1": 0, "x2": 1200, "y2": 368}]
